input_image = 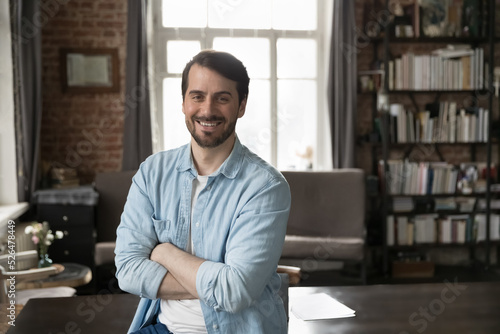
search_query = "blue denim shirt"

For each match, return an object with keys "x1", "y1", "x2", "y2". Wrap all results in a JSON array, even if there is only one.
[{"x1": 115, "y1": 138, "x2": 291, "y2": 333}]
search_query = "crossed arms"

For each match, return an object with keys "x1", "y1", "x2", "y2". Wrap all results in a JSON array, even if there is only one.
[
  {"x1": 150, "y1": 243, "x2": 203, "y2": 300},
  {"x1": 115, "y1": 166, "x2": 290, "y2": 313}
]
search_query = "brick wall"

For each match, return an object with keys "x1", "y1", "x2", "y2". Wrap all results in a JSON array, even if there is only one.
[{"x1": 41, "y1": 0, "x2": 127, "y2": 184}]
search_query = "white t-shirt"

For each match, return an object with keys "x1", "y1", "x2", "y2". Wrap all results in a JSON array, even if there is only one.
[{"x1": 158, "y1": 175, "x2": 209, "y2": 333}]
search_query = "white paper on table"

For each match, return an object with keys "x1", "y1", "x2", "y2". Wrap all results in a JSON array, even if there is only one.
[{"x1": 291, "y1": 292, "x2": 356, "y2": 320}]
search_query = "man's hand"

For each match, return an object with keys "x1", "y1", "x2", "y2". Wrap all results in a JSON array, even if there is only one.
[{"x1": 151, "y1": 243, "x2": 205, "y2": 299}]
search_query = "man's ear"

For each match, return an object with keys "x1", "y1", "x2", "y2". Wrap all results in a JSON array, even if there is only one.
[{"x1": 238, "y1": 99, "x2": 247, "y2": 118}]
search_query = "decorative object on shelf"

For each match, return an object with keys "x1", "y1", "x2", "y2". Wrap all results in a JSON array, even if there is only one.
[
  {"x1": 50, "y1": 167, "x2": 80, "y2": 189},
  {"x1": 420, "y1": 0, "x2": 447, "y2": 37},
  {"x1": 389, "y1": 0, "x2": 418, "y2": 38},
  {"x1": 24, "y1": 222, "x2": 64, "y2": 268}
]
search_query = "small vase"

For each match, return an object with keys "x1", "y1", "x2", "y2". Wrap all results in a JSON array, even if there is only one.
[{"x1": 38, "y1": 252, "x2": 53, "y2": 268}]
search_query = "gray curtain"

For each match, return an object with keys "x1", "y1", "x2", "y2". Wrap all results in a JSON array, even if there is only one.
[
  {"x1": 328, "y1": 0, "x2": 357, "y2": 168},
  {"x1": 122, "y1": 0, "x2": 152, "y2": 170},
  {"x1": 11, "y1": 0, "x2": 43, "y2": 202}
]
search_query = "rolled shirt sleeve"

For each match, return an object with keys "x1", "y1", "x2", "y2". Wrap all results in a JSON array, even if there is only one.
[
  {"x1": 115, "y1": 167, "x2": 168, "y2": 300},
  {"x1": 196, "y1": 176, "x2": 290, "y2": 313}
]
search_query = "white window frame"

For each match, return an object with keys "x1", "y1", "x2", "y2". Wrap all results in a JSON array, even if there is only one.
[{"x1": 149, "y1": 0, "x2": 333, "y2": 170}]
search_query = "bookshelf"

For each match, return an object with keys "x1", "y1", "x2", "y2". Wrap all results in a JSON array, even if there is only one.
[{"x1": 361, "y1": 0, "x2": 498, "y2": 276}]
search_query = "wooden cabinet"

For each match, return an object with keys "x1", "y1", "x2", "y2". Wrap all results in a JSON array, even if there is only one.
[
  {"x1": 37, "y1": 204, "x2": 95, "y2": 268},
  {"x1": 34, "y1": 186, "x2": 98, "y2": 270}
]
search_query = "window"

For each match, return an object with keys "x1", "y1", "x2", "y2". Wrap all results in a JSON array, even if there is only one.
[
  {"x1": 0, "y1": 2, "x2": 19, "y2": 204},
  {"x1": 150, "y1": 0, "x2": 332, "y2": 170}
]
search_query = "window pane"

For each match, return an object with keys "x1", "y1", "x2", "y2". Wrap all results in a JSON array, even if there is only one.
[
  {"x1": 236, "y1": 80, "x2": 271, "y2": 163},
  {"x1": 277, "y1": 80, "x2": 317, "y2": 170},
  {"x1": 163, "y1": 78, "x2": 190, "y2": 149},
  {"x1": 273, "y1": 0, "x2": 317, "y2": 30},
  {"x1": 162, "y1": 0, "x2": 207, "y2": 28},
  {"x1": 213, "y1": 38, "x2": 270, "y2": 79},
  {"x1": 277, "y1": 39, "x2": 317, "y2": 79},
  {"x1": 167, "y1": 41, "x2": 201, "y2": 74},
  {"x1": 208, "y1": 0, "x2": 271, "y2": 29}
]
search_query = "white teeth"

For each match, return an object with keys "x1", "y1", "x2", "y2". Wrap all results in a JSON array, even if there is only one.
[{"x1": 200, "y1": 121, "x2": 217, "y2": 127}]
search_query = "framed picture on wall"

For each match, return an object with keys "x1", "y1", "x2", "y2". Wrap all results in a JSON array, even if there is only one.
[{"x1": 60, "y1": 48, "x2": 119, "y2": 93}]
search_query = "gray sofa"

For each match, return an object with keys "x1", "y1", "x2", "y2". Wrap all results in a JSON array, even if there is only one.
[{"x1": 280, "y1": 170, "x2": 366, "y2": 283}]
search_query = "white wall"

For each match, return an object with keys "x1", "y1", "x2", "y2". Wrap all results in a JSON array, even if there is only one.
[{"x1": 0, "y1": 1, "x2": 19, "y2": 204}]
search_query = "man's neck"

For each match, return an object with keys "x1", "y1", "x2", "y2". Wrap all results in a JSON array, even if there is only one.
[{"x1": 191, "y1": 135, "x2": 236, "y2": 176}]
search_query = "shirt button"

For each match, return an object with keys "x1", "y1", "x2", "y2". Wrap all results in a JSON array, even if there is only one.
[
  {"x1": 206, "y1": 185, "x2": 212, "y2": 190},
  {"x1": 195, "y1": 222, "x2": 200, "y2": 228},
  {"x1": 212, "y1": 324, "x2": 218, "y2": 330}
]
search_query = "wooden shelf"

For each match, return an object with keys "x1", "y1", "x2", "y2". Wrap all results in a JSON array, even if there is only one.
[
  {"x1": 362, "y1": 36, "x2": 499, "y2": 44},
  {"x1": 388, "y1": 89, "x2": 489, "y2": 94},
  {"x1": 388, "y1": 240, "x2": 500, "y2": 250}
]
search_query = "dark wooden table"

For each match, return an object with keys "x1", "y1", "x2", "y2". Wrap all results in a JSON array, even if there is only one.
[
  {"x1": 7, "y1": 282, "x2": 499, "y2": 333},
  {"x1": 6, "y1": 293, "x2": 139, "y2": 334},
  {"x1": 288, "y1": 281, "x2": 500, "y2": 333}
]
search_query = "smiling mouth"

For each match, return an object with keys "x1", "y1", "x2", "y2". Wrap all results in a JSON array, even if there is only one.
[
  {"x1": 196, "y1": 119, "x2": 223, "y2": 128},
  {"x1": 198, "y1": 121, "x2": 219, "y2": 127}
]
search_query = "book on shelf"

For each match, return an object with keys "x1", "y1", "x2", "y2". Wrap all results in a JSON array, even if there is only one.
[
  {"x1": 379, "y1": 160, "x2": 459, "y2": 196},
  {"x1": 392, "y1": 197, "x2": 414, "y2": 212},
  {"x1": 390, "y1": 47, "x2": 485, "y2": 91},
  {"x1": 431, "y1": 45, "x2": 474, "y2": 58},
  {"x1": 414, "y1": 214, "x2": 439, "y2": 244},
  {"x1": 380, "y1": 160, "x2": 495, "y2": 197},
  {"x1": 437, "y1": 215, "x2": 471, "y2": 243},
  {"x1": 377, "y1": 103, "x2": 489, "y2": 144},
  {"x1": 387, "y1": 213, "x2": 478, "y2": 246},
  {"x1": 477, "y1": 199, "x2": 500, "y2": 210},
  {"x1": 475, "y1": 214, "x2": 500, "y2": 242},
  {"x1": 455, "y1": 197, "x2": 477, "y2": 212}
]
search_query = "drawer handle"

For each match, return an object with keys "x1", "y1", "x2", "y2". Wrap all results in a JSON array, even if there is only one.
[{"x1": 62, "y1": 216, "x2": 69, "y2": 222}]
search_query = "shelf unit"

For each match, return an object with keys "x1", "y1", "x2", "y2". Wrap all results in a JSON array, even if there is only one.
[{"x1": 367, "y1": 0, "x2": 499, "y2": 276}]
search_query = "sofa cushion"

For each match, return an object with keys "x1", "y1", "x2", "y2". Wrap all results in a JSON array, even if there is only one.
[{"x1": 282, "y1": 170, "x2": 365, "y2": 239}]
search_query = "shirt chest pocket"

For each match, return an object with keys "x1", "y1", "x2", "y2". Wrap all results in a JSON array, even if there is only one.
[{"x1": 152, "y1": 216, "x2": 172, "y2": 243}]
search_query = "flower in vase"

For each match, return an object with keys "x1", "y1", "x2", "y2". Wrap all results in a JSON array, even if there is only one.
[{"x1": 24, "y1": 221, "x2": 64, "y2": 267}]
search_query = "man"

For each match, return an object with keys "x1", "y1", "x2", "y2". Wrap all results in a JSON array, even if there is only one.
[{"x1": 115, "y1": 50, "x2": 291, "y2": 334}]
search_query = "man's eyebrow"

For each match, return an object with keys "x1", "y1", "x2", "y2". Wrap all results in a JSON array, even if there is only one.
[
  {"x1": 214, "y1": 91, "x2": 232, "y2": 96},
  {"x1": 188, "y1": 90, "x2": 233, "y2": 96},
  {"x1": 188, "y1": 90, "x2": 205, "y2": 95}
]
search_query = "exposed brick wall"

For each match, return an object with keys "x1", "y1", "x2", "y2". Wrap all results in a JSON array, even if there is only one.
[
  {"x1": 40, "y1": 0, "x2": 127, "y2": 185},
  {"x1": 354, "y1": 0, "x2": 499, "y2": 175}
]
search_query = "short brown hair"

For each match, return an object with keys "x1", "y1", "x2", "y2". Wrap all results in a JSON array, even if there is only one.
[{"x1": 181, "y1": 50, "x2": 250, "y2": 106}]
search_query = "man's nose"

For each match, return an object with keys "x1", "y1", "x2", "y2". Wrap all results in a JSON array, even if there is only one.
[{"x1": 199, "y1": 97, "x2": 215, "y2": 114}]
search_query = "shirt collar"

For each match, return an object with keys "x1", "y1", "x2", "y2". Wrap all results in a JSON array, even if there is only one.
[{"x1": 176, "y1": 136, "x2": 243, "y2": 179}]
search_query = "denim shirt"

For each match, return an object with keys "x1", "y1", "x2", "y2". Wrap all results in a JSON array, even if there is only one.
[{"x1": 115, "y1": 138, "x2": 291, "y2": 333}]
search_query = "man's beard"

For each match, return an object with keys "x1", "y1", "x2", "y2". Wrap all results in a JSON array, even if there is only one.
[{"x1": 187, "y1": 117, "x2": 237, "y2": 148}]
